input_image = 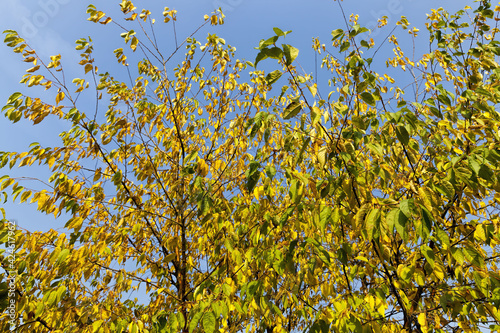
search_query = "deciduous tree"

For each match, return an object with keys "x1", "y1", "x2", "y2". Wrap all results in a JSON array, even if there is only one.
[{"x1": 1, "y1": 1, "x2": 500, "y2": 332}]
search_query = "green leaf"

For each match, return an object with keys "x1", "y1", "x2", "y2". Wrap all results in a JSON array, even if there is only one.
[
  {"x1": 399, "y1": 199, "x2": 414, "y2": 218},
  {"x1": 419, "y1": 206, "x2": 433, "y2": 241},
  {"x1": 319, "y1": 205, "x2": 332, "y2": 232},
  {"x1": 265, "y1": 166, "x2": 276, "y2": 179},
  {"x1": 255, "y1": 46, "x2": 284, "y2": 67},
  {"x1": 400, "y1": 265, "x2": 415, "y2": 283},
  {"x1": 55, "y1": 249, "x2": 70, "y2": 266},
  {"x1": 189, "y1": 312, "x2": 203, "y2": 332},
  {"x1": 279, "y1": 206, "x2": 295, "y2": 227},
  {"x1": 394, "y1": 209, "x2": 408, "y2": 242},
  {"x1": 273, "y1": 27, "x2": 286, "y2": 36},
  {"x1": 468, "y1": 156, "x2": 481, "y2": 175},
  {"x1": 245, "y1": 161, "x2": 260, "y2": 193},
  {"x1": 365, "y1": 208, "x2": 381, "y2": 241},
  {"x1": 257, "y1": 36, "x2": 278, "y2": 50},
  {"x1": 92, "y1": 320, "x2": 103, "y2": 332},
  {"x1": 451, "y1": 247, "x2": 465, "y2": 265},
  {"x1": 246, "y1": 281, "x2": 260, "y2": 297},
  {"x1": 478, "y1": 165, "x2": 494, "y2": 181},
  {"x1": 283, "y1": 101, "x2": 301, "y2": 119},
  {"x1": 56, "y1": 285, "x2": 67, "y2": 302},
  {"x1": 435, "y1": 180, "x2": 455, "y2": 200},
  {"x1": 331, "y1": 28, "x2": 344, "y2": 40},
  {"x1": 283, "y1": 44, "x2": 299, "y2": 66},
  {"x1": 265, "y1": 70, "x2": 282, "y2": 85},
  {"x1": 46, "y1": 291, "x2": 58, "y2": 306},
  {"x1": 386, "y1": 208, "x2": 398, "y2": 232},
  {"x1": 360, "y1": 92, "x2": 375, "y2": 107},
  {"x1": 202, "y1": 312, "x2": 216, "y2": 333},
  {"x1": 464, "y1": 246, "x2": 484, "y2": 267},
  {"x1": 309, "y1": 319, "x2": 330, "y2": 333},
  {"x1": 254, "y1": 51, "x2": 268, "y2": 68},
  {"x1": 267, "y1": 46, "x2": 283, "y2": 59},
  {"x1": 17, "y1": 260, "x2": 26, "y2": 274},
  {"x1": 421, "y1": 245, "x2": 435, "y2": 269},
  {"x1": 7, "y1": 92, "x2": 22, "y2": 104},
  {"x1": 435, "y1": 228, "x2": 450, "y2": 249},
  {"x1": 340, "y1": 41, "x2": 350, "y2": 52},
  {"x1": 289, "y1": 179, "x2": 298, "y2": 202},
  {"x1": 351, "y1": 116, "x2": 367, "y2": 130},
  {"x1": 395, "y1": 125, "x2": 410, "y2": 145}
]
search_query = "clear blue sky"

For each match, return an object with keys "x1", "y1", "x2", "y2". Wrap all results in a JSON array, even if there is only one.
[{"x1": 1, "y1": 0, "x2": 472, "y2": 232}]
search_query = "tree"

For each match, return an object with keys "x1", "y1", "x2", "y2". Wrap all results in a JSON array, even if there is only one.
[{"x1": 1, "y1": 1, "x2": 500, "y2": 332}]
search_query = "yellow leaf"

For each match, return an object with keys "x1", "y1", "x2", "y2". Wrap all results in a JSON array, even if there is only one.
[
  {"x1": 47, "y1": 156, "x2": 56, "y2": 168},
  {"x1": 56, "y1": 91, "x2": 65, "y2": 104},
  {"x1": 474, "y1": 225, "x2": 486, "y2": 242},
  {"x1": 308, "y1": 83, "x2": 317, "y2": 97},
  {"x1": 418, "y1": 313, "x2": 428, "y2": 329},
  {"x1": 26, "y1": 65, "x2": 40, "y2": 73},
  {"x1": 197, "y1": 158, "x2": 209, "y2": 177},
  {"x1": 84, "y1": 64, "x2": 93, "y2": 74}
]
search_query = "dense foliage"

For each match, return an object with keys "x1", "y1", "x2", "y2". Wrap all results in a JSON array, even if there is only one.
[{"x1": 1, "y1": 1, "x2": 500, "y2": 332}]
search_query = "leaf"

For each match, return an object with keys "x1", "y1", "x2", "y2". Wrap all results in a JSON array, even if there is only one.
[
  {"x1": 202, "y1": 312, "x2": 216, "y2": 333},
  {"x1": 451, "y1": 247, "x2": 465, "y2": 265},
  {"x1": 189, "y1": 312, "x2": 203, "y2": 333},
  {"x1": 331, "y1": 28, "x2": 344, "y2": 40},
  {"x1": 245, "y1": 161, "x2": 260, "y2": 193},
  {"x1": 417, "y1": 313, "x2": 427, "y2": 329},
  {"x1": 464, "y1": 246, "x2": 484, "y2": 267},
  {"x1": 340, "y1": 41, "x2": 350, "y2": 52},
  {"x1": 435, "y1": 180, "x2": 455, "y2": 200},
  {"x1": 399, "y1": 199, "x2": 414, "y2": 218},
  {"x1": 55, "y1": 91, "x2": 65, "y2": 104},
  {"x1": 435, "y1": 228, "x2": 450, "y2": 250},
  {"x1": 7, "y1": 92, "x2": 22, "y2": 104},
  {"x1": 419, "y1": 206, "x2": 433, "y2": 241},
  {"x1": 283, "y1": 44, "x2": 299, "y2": 66},
  {"x1": 392, "y1": 209, "x2": 408, "y2": 241},
  {"x1": 360, "y1": 92, "x2": 376, "y2": 106},
  {"x1": 257, "y1": 36, "x2": 278, "y2": 50},
  {"x1": 319, "y1": 205, "x2": 331, "y2": 231},
  {"x1": 468, "y1": 156, "x2": 481, "y2": 175},
  {"x1": 265, "y1": 166, "x2": 276, "y2": 179},
  {"x1": 267, "y1": 46, "x2": 283, "y2": 59},
  {"x1": 304, "y1": 82, "x2": 316, "y2": 98},
  {"x1": 400, "y1": 265, "x2": 415, "y2": 282},
  {"x1": 246, "y1": 281, "x2": 260, "y2": 297},
  {"x1": 418, "y1": 186, "x2": 433, "y2": 211},
  {"x1": 351, "y1": 116, "x2": 367, "y2": 130},
  {"x1": 317, "y1": 147, "x2": 328, "y2": 169},
  {"x1": 46, "y1": 291, "x2": 58, "y2": 306},
  {"x1": 395, "y1": 125, "x2": 410, "y2": 145},
  {"x1": 355, "y1": 204, "x2": 370, "y2": 230},
  {"x1": 265, "y1": 70, "x2": 282, "y2": 85},
  {"x1": 55, "y1": 249, "x2": 70, "y2": 266},
  {"x1": 283, "y1": 101, "x2": 302, "y2": 119},
  {"x1": 386, "y1": 208, "x2": 398, "y2": 232},
  {"x1": 421, "y1": 245, "x2": 435, "y2": 269},
  {"x1": 273, "y1": 27, "x2": 285, "y2": 36},
  {"x1": 279, "y1": 206, "x2": 295, "y2": 227},
  {"x1": 255, "y1": 47, "x2": 283, "y2": 67},
  {"x1": 365, "y1": 208, "x2": 381, "y2": 241}
]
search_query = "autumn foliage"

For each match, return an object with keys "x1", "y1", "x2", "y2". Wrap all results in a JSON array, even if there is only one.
[{"x1": 1, "y1": 1, "x2": 500, "y2": 332}]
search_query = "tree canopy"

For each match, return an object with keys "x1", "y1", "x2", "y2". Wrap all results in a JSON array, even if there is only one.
[{"x1": 1, "y1": 1, "x2": 500, "y2": 332}]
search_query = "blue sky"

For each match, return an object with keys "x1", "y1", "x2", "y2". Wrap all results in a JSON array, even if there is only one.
[{"x1": 0, "y1": 0, "x2": 472, "y2": 232}]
